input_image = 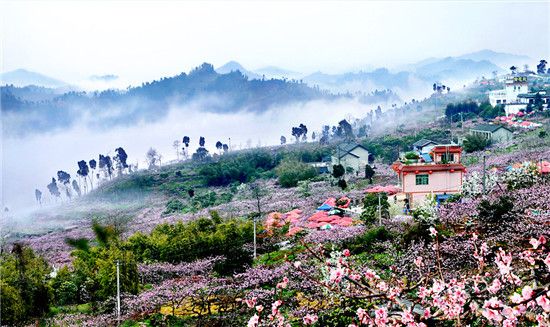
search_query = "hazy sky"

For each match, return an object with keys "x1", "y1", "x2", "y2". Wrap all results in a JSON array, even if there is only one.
[{"x1": 1, "y1": 0, "x2": 549, "y2": 84}]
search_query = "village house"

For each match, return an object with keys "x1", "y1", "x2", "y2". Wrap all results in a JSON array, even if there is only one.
[
  {"x1": 392, "y1": 145, "x2": 466, "y2": 205},
  {"x1": 488, "y1": 75, "x2": 550, "y2": 115},
  {"x1": 470, "y1": 124, "x2": 513, "y2": 143},
  {"x1": 331, "y1": 143, "x2": 370, "y2": 174},
  {"x1": 412, "y1": 139, "x2": 439, "y2": 153}
]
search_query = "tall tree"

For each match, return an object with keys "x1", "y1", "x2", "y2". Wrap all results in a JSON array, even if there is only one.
[
  {"x1": 291, "y1": 127, "x2": 302, "y2": 143},
  {"x1": 510, "y1": 66, "x2": 517, "y2": 74},
  {"x1": 34, "y1": 189, "x2": 42, "y2": 205},
  {"x1": 173, "y1": 140, "x2": 181, "y2": 161},
  {"x1": 280, "y1": 136, "x2": 287, "y2": 145},
  {"x1": 72, "y1": 180, "x2": 81, "y2": 197},
  {"x1": 57, "y1": 171, "x2": 71, "y2": 185},
  {"x1": 199, "y1": 136, "x2": 206, "y2": 147},
  {"x1": 299, "y1": 123, "x2": 308, "y2": 141},
  {"x1": 222, "y1": 144, "x2": 229, "y2": 153},
  {"x1": 114, "y1": 147, "x2": 129, "y2": 175},
  {"x1": 215, "y1": 141, "x2": 223, "y2": 154},
  {"x1": 145, "y1": 148, "x2": 161, "y2": 169},
  {"x1": 89, "y1": 159, "x2": 97, "y2": 188},
  {"x1": 536, "y1": 60, "x2": 547, "y2": 75},
  {"x1": 98, "y1": 155, "x2": 113, "y2": 180},
  {"x1": 338, "y1": 119, "x2": 355, "y2": 140},
  {"x1": 77, "y1": 160, "x2": 90, "y2": 192},
  {"x1": 182, "y1": 136, "x2": 190, "y2": 159},
  {"x1": 47, "y1": 178, "x2": 61, "y2": 200}
]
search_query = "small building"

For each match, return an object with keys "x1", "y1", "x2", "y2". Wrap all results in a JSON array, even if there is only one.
[
  {"x1": 331, "y1": 143, "x2": 370, "y2": 174},
  {"x1": 412, "y1": 139, "x2": 439, "y2": 153},
  {"x1": 392, "y1": 145, "x2": 466, "y2": 206},
  {"x1": 470, "y1": 124, "x2": 513, "y2": 143}
]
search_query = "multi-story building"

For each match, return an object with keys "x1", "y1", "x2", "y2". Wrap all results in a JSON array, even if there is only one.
[{"x1": 391, "y1": 145, "x2": 466, "y2": 206}]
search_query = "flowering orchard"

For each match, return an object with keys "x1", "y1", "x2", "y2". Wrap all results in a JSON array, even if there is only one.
[{"x1": 245, "y1": 231, "x2": 550, "y2": 326}]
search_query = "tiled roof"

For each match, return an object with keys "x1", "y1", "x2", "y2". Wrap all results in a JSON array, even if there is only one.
[
  {"x1": 471, "y1": 124, "x2": 511, "y2": 133},
  {"x1": 412, "y1": 138, "x2": 437, "y2": 148}
]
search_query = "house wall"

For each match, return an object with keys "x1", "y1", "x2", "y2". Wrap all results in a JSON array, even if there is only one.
[
  {"x1": 331, "y1": 147, "x2": 369, "y2": 173},
  {"x1": 402, "y1": 170, "x2": 462, "y2": 205},
  {"x1": 491, "y1": 128, "x2": 513, "y2": 143}
]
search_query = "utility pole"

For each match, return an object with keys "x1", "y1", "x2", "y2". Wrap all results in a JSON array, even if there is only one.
[
  {"x1": 116, "y1": 260, "x2": 121, "y2": 324},
  {"x1": 482, "y1": 155, "x2": 487, "y2": 195},
  {"x1": 378, "y1": 192, "x2": 382, "y2": 226}
]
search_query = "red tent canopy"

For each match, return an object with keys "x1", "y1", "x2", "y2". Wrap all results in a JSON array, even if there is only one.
[{"x1": 537, "y1": 161, "x2": 550, "y2": 174}]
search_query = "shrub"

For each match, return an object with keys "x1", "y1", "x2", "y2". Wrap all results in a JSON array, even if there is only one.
[
  {"x1": 125, "y1": 217, "x2": 254, "y2": 275},
  {"x1": 275, "y1": 160, "x2": 317, "y2": 188},
  {"x1": 360, "y1": 193, "x2": 389, "y2": 224},
  {"x1": 337, "y1": 179, "x2": 348, "y2": 190},
  {"x1": 463, "y1": 134, "x2": 490, "y2": 153},
  {"x1": 342, "y1": 226, "x2": 390, "y2": 254},
  {"x1": 164, "y1": 198, "x2": 185, "y2": 214},
  {"x1": 404, "y1": 152, "x2": 420, "y2": 160},
  {"x1": 332, "y1": 164, "x2": 345, "y2": 178}
]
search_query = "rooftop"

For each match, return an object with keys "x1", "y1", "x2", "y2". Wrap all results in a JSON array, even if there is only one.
[
  {"x1": 471, "y1": 124, "x2": 511, "y2": 133},
  {"x1": 412, "y1": 138, "x2": 438, "y2": 148}
]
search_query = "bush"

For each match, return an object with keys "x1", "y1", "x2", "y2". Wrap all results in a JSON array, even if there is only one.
[
  {"x1": 463, "y1": 134, "x2": 490, "y2": 153},
  {"x1": 164, "y1": 198, "x2": 186, "y2": 214},
  {"x1": 332, "y1": 164, "x2": 345, "y2": 178},
  {"x1": 275, "y1": 160, "x2": 317, "y2": 188},
  {"x1": 0, "y1": 244, "x2": 52, "y2": 325},
  {"x1": 125, "y1": 217, "x2": 254, "y2": 275},
  {"x1": 404, "y1": 152, "x2": 420, "y2": 160},
  {"x1": 342, "y1": 226, "x2": 390, "y2": 254},
  {"x1": 200, "y1": 150, "x2": 278, "y2": 186},
  {"x1": 337, "y1": 179, "x2": 348, "y2": 190},
  {"x1": 360, "y1": 193, "x2": 389, "y2": 224}
]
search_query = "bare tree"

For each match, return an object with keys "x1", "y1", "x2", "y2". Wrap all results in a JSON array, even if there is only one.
[
  {"x1": 173, "y1": 140, "x2": 181, "y2": 161},
  {"x1": 145, "y1": 148, "x2": 161, "y2": 169}
]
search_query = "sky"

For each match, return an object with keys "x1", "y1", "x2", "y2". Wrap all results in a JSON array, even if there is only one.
[{"x1": 1, "y1": 0, "x2": 549, "y2": 85}]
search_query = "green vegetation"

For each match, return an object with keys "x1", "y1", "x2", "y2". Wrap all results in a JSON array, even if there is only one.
[
  {"x1": 361, "y1": 129, "x2": 449, "y2": 163},
  {"x1": 360, "y1": 193, "x2": 389, "y2": 224},
  {"x1": 125, "y1": 215, "x2": 254, "y2": 274},
  {"x1": 0, "y1": 244, "x2": 52, "y2": 325},
  {"x1": 275, "y1": 160, "x2": 318, "y2": 187},
  {"x1": 200, "y1": 150, "x2": 278, "y2": 186},
  {"x1": 463, "y1": 134, "x2": 491, "y2": 153}
]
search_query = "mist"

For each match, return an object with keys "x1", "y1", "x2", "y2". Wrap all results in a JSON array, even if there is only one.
[{"x1": 1, "y1": 96, "x2": 390, "y2": 216}]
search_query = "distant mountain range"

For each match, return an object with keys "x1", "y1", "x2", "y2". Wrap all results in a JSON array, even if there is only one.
[
  {"x1": 0, "y1": 69, "x2": 67, "y2": 88},
  {"x1": 1, "y1": 50, "x2": 536, "y2": 136}
]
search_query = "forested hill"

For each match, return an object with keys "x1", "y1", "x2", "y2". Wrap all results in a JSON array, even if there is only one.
[{"x1": 3, "y1": 63, "x2": 398, "y2": 136}]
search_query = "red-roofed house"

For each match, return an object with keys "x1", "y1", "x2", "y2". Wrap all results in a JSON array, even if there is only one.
[{"x1": 392, "y1": 145, "x2": 466, "y2": 205}]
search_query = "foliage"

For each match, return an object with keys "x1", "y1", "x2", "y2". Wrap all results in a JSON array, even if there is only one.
[
  {"x1": 125, "y1": 217, "x2": 254, "y2": 275},
  {"x1": 412, "y1": 194, "x2": 438, "y2": 224},
  {"x1": 360, "y1": 193, "x2": 389, "y2": 224},
  {"x1": 0, "y1": 244, "x2": 52, "y2": 325},
  {"x1": 364, "y1": 165, "x2": 375, "y2": 183},
  {"x1": 332, "y1": 164, "x2": 345, "y2": 179},
  {"x1": 404, "y1": 151, "x2": 420, "y2": 160},
  {"x1": 164, "y1": 198, "x2": 185, "y2": 214},
  {"x1": 337, "y1": 178, "x2": 348, "y2": 190},
  {"x1": 275, "y1": 160, "x2": 317, "y2": 188},
  {"x1": 463, "y1": 134, "x2": 490, "y2": 153},
  {"x1": 200, "y1": 150, "x2": 278, "y2": 186}
]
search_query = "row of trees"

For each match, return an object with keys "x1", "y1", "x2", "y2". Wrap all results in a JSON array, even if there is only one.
[
  {"x1": 281, "y1": 119, "x2": 358, "y2": 147},
  {"x1": 37, "y1": 147, "x2": 129, "y2": 204}
]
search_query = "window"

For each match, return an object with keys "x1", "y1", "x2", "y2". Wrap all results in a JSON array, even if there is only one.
[
  {"x1": 440, "y1": 153, "x2": 455, "y2": 162},
  {"x1": 496, "y1": 100, "x2": 501, "y2": 104},
  {"x1": 416, "y1": 174, "x2": 429, "y2": 185}
]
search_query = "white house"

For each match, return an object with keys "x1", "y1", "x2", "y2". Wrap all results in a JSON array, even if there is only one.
[
  {"x1": 488, "y1": 76, "x2": 528, "y2": 115},
  {"x1": 331, "y1": 143, "x2": 370, "y2": 174}
]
